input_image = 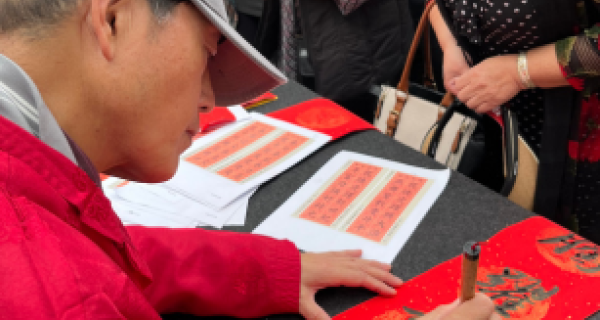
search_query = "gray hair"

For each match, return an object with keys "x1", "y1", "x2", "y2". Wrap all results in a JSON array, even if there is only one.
[{"x1": 0, "y1": 0, "x2": 183, "y2": 34}]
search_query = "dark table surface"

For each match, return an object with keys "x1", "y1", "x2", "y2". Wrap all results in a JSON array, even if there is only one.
[{"x1": 165, "y1": 81, "x2": 598, "y2": 319}]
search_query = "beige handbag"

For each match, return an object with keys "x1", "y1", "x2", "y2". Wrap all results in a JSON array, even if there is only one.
[
  {"x1": 374, "y1": 1, "x2": 539, "y2": 211},
  {"x1": 373, "y1": 1, "x2": 478, "y2": 172}
]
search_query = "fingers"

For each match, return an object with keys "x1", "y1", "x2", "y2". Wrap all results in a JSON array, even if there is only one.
[
  {"x1": 450, "y1": 76, "x2": 502, "y2": 114},
  {"x1": 463, "y1": 95, "x2": 495, "y2": 114},
  {"x1": 365, "y1": 258, "x2": 393, "y2": 272},
  {"x1": 299, "y1": 296, "x2": 331, "y2": 320},
  {"x1": 363, "y1": 263, "x2": 403, "y2": 288},
  {"x1": 444, "y1": 293, "x2": 497, "y2": 320},
  {"x1": 325, "y1": 249, "x2": 363, "y2": 258},
  {"x1": 417, "y1": 300, "x2": 459, "y2": 320},
  {"x1": 332, "y1": 261, "x2": 402, "y2": 295}
]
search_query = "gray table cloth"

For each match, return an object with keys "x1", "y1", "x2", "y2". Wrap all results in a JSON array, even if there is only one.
[{"x1": 164, "y1": 81, "x2": 597, "y2": 319}]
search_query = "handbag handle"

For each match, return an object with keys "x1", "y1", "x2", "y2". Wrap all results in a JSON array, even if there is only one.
[
  {"x1": 423, "y1": 23, "x2": 436, "y2": 89},
  {"x1": 384, "y1": 1, "x2": 454, "y2": 136},
  {"x1": 426, "y1": 104, "x2": 519, "y2": 197}
]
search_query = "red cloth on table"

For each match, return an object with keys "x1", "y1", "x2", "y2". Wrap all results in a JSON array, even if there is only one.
[
  {"x1": 0, "y1": 115, "x2": 300, "y2": 319},
  {"x1": 268, "y1": 98, "x2": 376, "y2": 140}
]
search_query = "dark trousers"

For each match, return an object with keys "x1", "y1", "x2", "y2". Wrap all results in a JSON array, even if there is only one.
[{"x1": 236, "y1": 12, "x2": 261, "y2": 48}]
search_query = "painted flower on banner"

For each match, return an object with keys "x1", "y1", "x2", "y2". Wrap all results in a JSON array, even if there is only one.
[
  {"x1": 297, "y1": 106, "x2": 350, "y2": 129},
  {"x1": 536, "y1": 227, "x2": 600, "y2": 276}
]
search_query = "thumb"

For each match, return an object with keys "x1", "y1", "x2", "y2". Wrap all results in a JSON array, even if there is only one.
[
  {"x1": 419, "y1": 299, "x2": 460, "y2": 320},
  {"x1": 300, "y1": 298, "x2": 331, "y2": 320}
]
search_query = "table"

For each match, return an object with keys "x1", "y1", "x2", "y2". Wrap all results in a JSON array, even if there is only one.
[{"x1": 164, "y1": 81, "x2": 599, "y2": 319}]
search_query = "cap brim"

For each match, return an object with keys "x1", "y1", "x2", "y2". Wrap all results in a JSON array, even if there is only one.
[{"x1": 190, "y1": 0, "x2": 287, "y2": 106}]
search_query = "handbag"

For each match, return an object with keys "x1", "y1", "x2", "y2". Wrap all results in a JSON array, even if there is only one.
[
  {"x1": 375, "y1": 1, "x2": 539, "y2": 211},
  {"x1": 428, "y1": 102, "x2": 539, "y2": 211},
  {"x1": 373, "y1": 1, "x2": 482, "y2": 176}
]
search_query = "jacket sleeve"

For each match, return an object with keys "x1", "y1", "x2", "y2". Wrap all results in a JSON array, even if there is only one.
[
  {"x1": 126, "y1": 226, "x2": 300, "y2": 318},
  {"x1": 556, "y1": 20, "x2": 600, "y2": 93},
  {"x1": 332, "y1": 0, "x2": 370, "y2": 15}
]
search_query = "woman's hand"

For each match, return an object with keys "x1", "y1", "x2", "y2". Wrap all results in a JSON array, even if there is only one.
[
  {"x1": 448, "y1": 55, "x2": 524, "y2": 114},
  {"x1": 299, "y1": 250, "x2": 403, "y2": 320},
  {"x1": 443, "y1": 44, "x2": 470, "y2": 92},
  {"x1": 419, "y1": 293, "x2": 501, "y2": 320}
]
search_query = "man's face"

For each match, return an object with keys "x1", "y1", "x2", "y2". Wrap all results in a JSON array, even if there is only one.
[{"x1": 99, "y1": 1, "x2": 220, "y2": 182}]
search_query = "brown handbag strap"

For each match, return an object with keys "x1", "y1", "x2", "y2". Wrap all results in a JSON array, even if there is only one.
[
  {"x1": 385, "y1": 1, "x2": 453, "y2": 136},
  {"x1": 423, "y1": 24, "x2": 436, "y2": 89},
  {"x1": 396, "y1": 1, "x2": 435, "y2": 93}
]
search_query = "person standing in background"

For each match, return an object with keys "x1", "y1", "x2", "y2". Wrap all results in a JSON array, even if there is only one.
[
  {"x1": 430, "y1": 0, "x2": 600, "y2": 242},
  {"x1": 257, "y1": 0, "x2": 415, "y2": 121},
  {"x1": 233, "y1": 0, "x2": 263, "y2": 46}
]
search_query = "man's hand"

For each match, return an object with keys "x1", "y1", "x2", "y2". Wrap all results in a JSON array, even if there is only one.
[
  {"x1": 299, "y1": 250, "x2": 403, "y2": 320},
  {"x1": 419, "y1": 293, "x2": 501, "y2": 320},
  {"x1": 448, "y1": 55, "x2": 523, "y2": 114}
]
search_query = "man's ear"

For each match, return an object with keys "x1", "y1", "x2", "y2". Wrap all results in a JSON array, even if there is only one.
[{"x1": 86, "y1": 0, "x2": 131, "y2": 61}]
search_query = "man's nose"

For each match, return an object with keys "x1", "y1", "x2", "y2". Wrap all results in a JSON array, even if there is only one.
[{"x1": 199, "y1": 71, "x2": 215, "y2": 114}]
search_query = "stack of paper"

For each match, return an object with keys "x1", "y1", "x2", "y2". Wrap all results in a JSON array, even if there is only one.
[
  {"x1": 104, "y1": 111, "x2": 331, "y2": 229},
  {"x1": 103, "y1": 177, "x2": 256, "y2": 228},
  {"x1": 254, "y1": 151, "x2": 450, "y2": 263}
]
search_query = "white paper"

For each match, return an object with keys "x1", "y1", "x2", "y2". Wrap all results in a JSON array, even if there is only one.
[
  {"x1": 114, "y1": 182, "x2": 248, "y2": 228},
  {"x1": 228, "y1": 105, "x2": 250, "y2": 121},
  {"x1": 253, "y1": 151, "x2": 451, "y2": 263},
  {"x1": 109, "y1": 196, "x2": 190, "y2": 228},
  {"x1": 166, "y1": 113, "x2": 331, "y2": 210},
  {"x1": 104, "y1": 176, "x2": 253, "y2": 228},
  {"x1": 223, "y1": 188, "x2": 257, "y2": 226}
]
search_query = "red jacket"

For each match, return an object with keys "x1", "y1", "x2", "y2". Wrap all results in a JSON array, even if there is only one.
[{"x1": 0, "y1": 115, "x2": 300, "y2": 319}]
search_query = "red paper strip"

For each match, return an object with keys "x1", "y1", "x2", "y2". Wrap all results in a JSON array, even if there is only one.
[
  {"x1": 346, "y1": 174, "x2": 426, "y2": 242},
  {"x1": 268, "y1": 98, "x2": 376, "y2": 140},
  {"x1": 217, "y1": 131, "x2": 309, "y2": 182},
  {"x1": 198, "y1": 107, "x2": 237, "y2": 133},
  {"x1": 186, "y1": 121, "x2": 276, "y2": 168},
  {"x1": 299, "y1": 162, "x2": 382, "y2": 226},
  {"x1": 334, "y1": 216, "x2": 600, "y2": 319}
]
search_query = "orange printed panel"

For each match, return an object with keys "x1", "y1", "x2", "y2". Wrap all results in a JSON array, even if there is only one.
[
  {"x1": 346, "y1": 173, "x2": 426, "y2": 242},
  {"x1": 299, "y1": 162, "x2": 382, "y2": 226},
  {"x1": 185, "y1": 121, "x2": 276, "y2": 168},
  {"x1": 217, "y1": 132, "x2": 310, "y2": 182}
]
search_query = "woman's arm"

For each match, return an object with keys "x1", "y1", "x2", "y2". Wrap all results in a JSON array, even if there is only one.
[
  {"x1": 527, "y1": 44, "x2": 569, "y2": 88},
  {"x1": 554, "y1": 24, "x2": 600, "y2": 92},
  {"x1": 430, "y1": 3, "x2": 457, "y2": 53},
  {"x1": 429, "y1": 4, "x2": 471, "y2": 91}
]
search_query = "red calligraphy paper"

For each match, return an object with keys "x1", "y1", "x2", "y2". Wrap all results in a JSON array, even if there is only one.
[
  {"x1": 186, "y1": 121, "x2": 276, "y2": 168},
  {"x1": 217, "y1": 131, "x2": 309, "y2": 182},
  {"x1": 268, "y1": 98, "x2": 376, "y2": 140},
  {"x1": 346, "y1": 174, "x2": 426, "y2": 242},
  {"x1": 334, "y1": 216, "x2": 600, "y2": 319},
  {"x1": 299, "y1": 162, "x2": 382, "y2": 226}
]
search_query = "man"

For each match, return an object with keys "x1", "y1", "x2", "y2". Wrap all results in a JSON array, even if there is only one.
[{"x1": 0, "y1": 0, "x2": 498, "y2": 319}]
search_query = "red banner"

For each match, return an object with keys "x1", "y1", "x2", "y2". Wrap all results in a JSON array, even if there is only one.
[{"x1": 334, "y1": 216, "x2": 600, "y2": 319}]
